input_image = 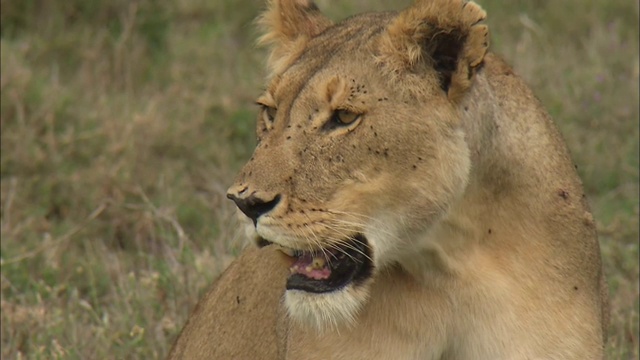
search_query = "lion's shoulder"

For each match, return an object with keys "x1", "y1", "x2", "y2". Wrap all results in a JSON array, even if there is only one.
[{"x1": 167, "y1": 246, "x2": 289, "y2": 359}]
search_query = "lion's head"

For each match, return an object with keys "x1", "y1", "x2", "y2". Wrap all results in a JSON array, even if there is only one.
[{"x1": 227, "y1": 0, "x2": 489, "y2": 331}]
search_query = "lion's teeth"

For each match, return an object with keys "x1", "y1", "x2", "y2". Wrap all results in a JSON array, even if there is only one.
[{"x1": 312, "y1": 258, "x2": 326, "y2": 269}]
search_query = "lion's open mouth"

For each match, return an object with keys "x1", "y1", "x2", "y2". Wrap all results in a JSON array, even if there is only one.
[{"x1": 259, "y1": 234, "x2": 373, "y2": 293}]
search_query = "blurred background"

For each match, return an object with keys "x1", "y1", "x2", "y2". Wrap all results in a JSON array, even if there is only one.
[{"x1": 0, "y1": 0, "x2": 638, "y2": 358}]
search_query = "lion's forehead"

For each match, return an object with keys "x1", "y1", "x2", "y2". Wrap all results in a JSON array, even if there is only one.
[{"x1": 269, "y1": 15, "x2": 391, "y2": 106}]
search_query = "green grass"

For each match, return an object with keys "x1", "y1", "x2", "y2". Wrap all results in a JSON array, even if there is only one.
[{"x1": 1, "y1": 0, "x2": 638, "y2": 358}]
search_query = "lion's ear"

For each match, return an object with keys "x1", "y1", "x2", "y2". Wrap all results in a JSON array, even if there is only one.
[
  {"x1": 378, "y1": 0, "x2": 489, "y2": 102},
  {"x1": 258, "y1": 0, "x2": 332, "y2": 73}
]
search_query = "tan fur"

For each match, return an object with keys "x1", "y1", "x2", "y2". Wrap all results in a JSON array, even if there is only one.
[
  {"x1": 168, "y1": 0, "x2": 609, "y2": 358},
  {"x1": 167, "y1": 246, "x2": 291, "y2": 359},
  {"x1": 257, "y1": 0, "x2": 333, "y2": 75}
]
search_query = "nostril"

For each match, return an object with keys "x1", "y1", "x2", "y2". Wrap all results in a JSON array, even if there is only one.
[{"x1": 229, "y1": 194, "x2": 281, "y2": 225}]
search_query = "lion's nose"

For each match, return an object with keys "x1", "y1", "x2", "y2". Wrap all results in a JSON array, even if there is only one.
[{"x1": 226, "y1": 190, "x2": 281, "y2": 225}]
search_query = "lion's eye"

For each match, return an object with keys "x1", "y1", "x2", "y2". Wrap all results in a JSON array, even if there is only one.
[
  {"x1": 332, "y1": 109, "x2": 359, "y2": 125},
  {"x1": 262, "y1": 105, "x2": 277, "y2": 123}
]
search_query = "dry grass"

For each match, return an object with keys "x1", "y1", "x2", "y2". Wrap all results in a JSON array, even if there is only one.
[{"x1": 1, "y1": 0, "x2": 638, "y2": 358}]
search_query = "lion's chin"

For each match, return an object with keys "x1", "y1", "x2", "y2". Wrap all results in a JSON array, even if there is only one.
[{"x1": 284, "y1": 283, "x2": 371, "y2": 332}]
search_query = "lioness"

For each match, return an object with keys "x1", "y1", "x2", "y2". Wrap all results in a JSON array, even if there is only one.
[{"x1": 168, "y1": 0, "x2": 609, "y2": 358}]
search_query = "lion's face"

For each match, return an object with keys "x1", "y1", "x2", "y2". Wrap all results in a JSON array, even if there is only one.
[{"x1": 227, "y1": 0, "x2": 487, "y2": 330}]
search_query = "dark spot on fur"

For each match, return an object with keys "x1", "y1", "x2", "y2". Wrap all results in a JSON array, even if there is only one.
[
  {"x1": 574, "y1": 286, "x2": 579, "y2": 291},
  {"x1": 488, "y1": 229, "x2": 492, "y2": 234},
  {"x1": 412, "y1": 165, "x2": 417, "y2": 170},
  {"x1": 286, "y1": 136, "x2": 291, "y2": 140},
  {"x1": 558, "y1": 189, "x2": 569, "y2": 200},
  {"x1": 236, "y1": 296, "x2": 241, "y2": 304},
  {"x1": 464, "y1": 106, "x2": 468, "y2": 111}
]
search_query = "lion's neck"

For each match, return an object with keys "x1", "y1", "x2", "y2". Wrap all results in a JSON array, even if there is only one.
[
  {"x1": 403, "y1": 55, "x2": 574, "y2": 280},
  {"x1": 401, "y1": 68, "x2": 501, "y2": 278}
]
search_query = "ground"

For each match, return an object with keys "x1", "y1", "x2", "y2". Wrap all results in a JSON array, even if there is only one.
[{"x1": 0, "y1": 0, "x2": 638, "y2": 358}]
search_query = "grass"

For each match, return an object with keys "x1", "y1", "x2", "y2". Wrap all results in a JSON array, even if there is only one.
[{"x1": 1, "y1": 0, "x2": 638, "y2": 358}]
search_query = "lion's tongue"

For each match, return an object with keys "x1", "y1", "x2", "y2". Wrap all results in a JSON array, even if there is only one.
[{"x1": 290, "y1": 253, "x2": 331, "y2": 280}]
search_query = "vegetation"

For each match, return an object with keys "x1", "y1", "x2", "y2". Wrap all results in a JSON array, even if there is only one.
[{"x1": 1, "y1": 0, "x2": 638, "y2": 358}]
